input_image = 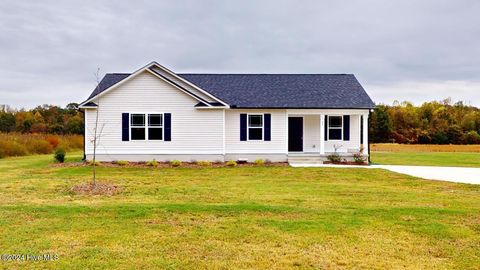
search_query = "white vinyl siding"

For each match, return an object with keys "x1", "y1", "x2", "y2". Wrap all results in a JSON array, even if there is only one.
[
  {"x1": 325, "y1": 115, "x2": 360, "y2": 153},
  {"x1": 85, "y1": 71, "x2": 223, "y2": 155},
  {"x1": 225, "y1": 109, "x2": 286, "y2": 154}
]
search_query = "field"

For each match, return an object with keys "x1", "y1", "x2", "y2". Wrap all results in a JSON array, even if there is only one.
[
  {"x1": 0, "y1": 153, "x2": 479, "y2": 269},
  {"x1": 371, "y1": 144, "x2": 480, "y2": 167},
  {"x1": 0, "y1": 133, "x2": 83, "y2": 159},
  {"x1": 372, "y1": 144, "x2": 480, "y2": 152}
]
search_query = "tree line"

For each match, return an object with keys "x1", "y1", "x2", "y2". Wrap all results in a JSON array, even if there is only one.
[
  {"x1": 0, "y1": 103, "x2": 83, "y2": 134},
  {"x1": 1, "y1": 99, "x2": 480, "y2": 144},
  {"x1": 370, "y1": 99, "x2": 480, "y2": 144}
]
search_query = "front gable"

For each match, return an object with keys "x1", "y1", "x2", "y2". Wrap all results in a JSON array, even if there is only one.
[
  {"x1": 92, "y1": 70, "x2": 207, "y2": 109},
  {"x1": 83, "y1": 69, "x2": 225, "y2": 155},
  {"x1": 80, "y1": 62, "x2": 228, "y2": 109}
]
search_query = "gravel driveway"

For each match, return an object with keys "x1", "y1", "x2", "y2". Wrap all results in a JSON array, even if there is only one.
[{"x1": 290, "y1": 163, "x2": 480, "y2": 184}]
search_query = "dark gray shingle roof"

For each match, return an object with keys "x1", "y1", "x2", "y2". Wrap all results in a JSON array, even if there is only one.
[
  {"x1": 178, "y1": 74, "x2": 374, "y2": 108},
  {"x1": 87, "y1": 73, "x2": 130, "y2": 99},
  {"x1": 86, "y1": 72, "x2": 375, "y2": 109}
]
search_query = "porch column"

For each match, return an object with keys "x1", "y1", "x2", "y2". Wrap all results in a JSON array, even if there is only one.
[
  {"x1": 362, "y1": 113, "x2": 369, "y2": 154},
  {"x1": 320, "y1": 114, "x2": 325, "y2": 155},
  {"x1": 358, "y1": 114, "x2": 362, "y2": 149}
]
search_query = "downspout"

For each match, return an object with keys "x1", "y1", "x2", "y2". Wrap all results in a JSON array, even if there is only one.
[{"x1": 79, "y1": 108, "x2": 86, "y2": 161}]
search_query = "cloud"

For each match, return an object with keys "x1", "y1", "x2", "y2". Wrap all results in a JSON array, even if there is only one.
[
  {"x1": 367, "y1": 80, "x2": 480, "y2": 106},
  {"x1": 0, "y1": 0, "x2": 479, "y2": 108}
]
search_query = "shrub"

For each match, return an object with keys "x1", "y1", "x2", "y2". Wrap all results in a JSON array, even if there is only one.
[
  {"x1": 65, "y1": 135, "x2": 84, "y2": 150},
  {"x1": 462, "y1": 131, "x2": 480, "y2": 144},
  {"x1": 45, "y1": 135, "x2": 60, "y2": 148},
  {"x1": 146, "y1": 159, "x2": 158, "y2": 167},
  {"x1": 326, "y1": 153, "x2": 341, "y2": 163},
  {"x1": 253, "y1": 159, "x2": 265, "y2": 166},
  {"x1": 87, "y1": 160, "x2": 101, "y2": 166},
  {"x1": 54, "y1": 148, "x2": 66, "y2": 163},
  {"x1": 0, "y1": 140, "x2": 27, "y2": 157},
  {"x1": 0, "y1": 133, "x2": 84, "y2": 159},
  {"x1": 226, "y1": 160, "x2": 237, "y2": 167},
  {"x1": 353, "y1": 152, "x2": 367, "y2": 164},
  {"x1": 115, "y1": 160, "x2": 129, "y2": 166},
  {"x1": 29, "y1": 140, "x2": 53, "y2": 154},
  {"x1": 196, "y1": 160, "x2": 211, "y2": 167},
  {"x1": 170, "y1": 160, "x2": 182, "y2": 167}
]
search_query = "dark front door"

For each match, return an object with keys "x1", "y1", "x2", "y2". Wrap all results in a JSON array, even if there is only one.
[{"x1": 288, "y1": 117, "x2": 303, "y2": 152}]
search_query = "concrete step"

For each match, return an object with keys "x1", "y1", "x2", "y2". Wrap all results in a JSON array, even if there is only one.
[
  {"x1": 288, "y1": 155, "x2": 327, "y2": 164},
  {"x1": 289, "y1": 162, "x2": 325, "y2": 165}
]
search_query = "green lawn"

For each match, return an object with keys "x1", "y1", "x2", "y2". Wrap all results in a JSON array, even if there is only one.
[
  {"x1": 0, "y1": 153, "x2": 479, "y2": 269},
  {"x1": 371, "y1": 151, "x2": 480, "y2": 167}
]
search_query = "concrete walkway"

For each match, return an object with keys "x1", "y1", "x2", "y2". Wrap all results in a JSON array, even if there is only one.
[{"x1": 289, "y1": 163, "x2": 480, "y2": 184}]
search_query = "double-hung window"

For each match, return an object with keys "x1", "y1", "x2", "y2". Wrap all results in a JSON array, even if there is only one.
[
  {"x1": 248, "y1": 114, "x2": 263, "y2": 140},
  {"x1": 148, "y1": 114, "x2": 163, "y2": 140},
  {"x1": 131, "y1": 114, "x2": 146, "y2": 140},
  {"x1": 328, "y1": 116, "x2": 343, "y2": 140},
  {"x1": 130, "y1": 113, "x2": 163, "y2": 140}
]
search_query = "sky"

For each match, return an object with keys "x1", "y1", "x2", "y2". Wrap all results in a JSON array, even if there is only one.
[{"x1": 0, "y1": 0, "x2": 479, "y2": 109}]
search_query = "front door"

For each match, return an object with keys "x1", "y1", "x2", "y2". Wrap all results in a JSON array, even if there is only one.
[{"x1": 288, "y1": 117, "x2": 303, "y2": 152}]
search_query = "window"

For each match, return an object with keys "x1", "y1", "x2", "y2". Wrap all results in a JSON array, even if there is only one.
[
  {"x1": 328, "y1": 116, "x2": 342, "y2": 140},
  {"x1": 248, "y1": 114, "x2": 263, "y2": 140},
  {"x1": 148, "y1": 114, "x2": 163, "y2": 140},
  {"x1": 131, "y1": 114, "x2": 145, "y2": 140},
  {"x1": 130, "y1": 113, "x2": 163, "y2": 140}
]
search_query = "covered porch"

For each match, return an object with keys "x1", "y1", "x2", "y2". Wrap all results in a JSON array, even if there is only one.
[{"x1": 286, "y1": 110, "x2": 369, "y2": 162}]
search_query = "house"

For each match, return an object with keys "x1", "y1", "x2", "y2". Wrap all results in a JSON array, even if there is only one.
[{"x1": 79, "y1": 62, "x2": 375, "y2": 163}]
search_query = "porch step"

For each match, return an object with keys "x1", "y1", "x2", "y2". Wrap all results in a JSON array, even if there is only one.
[{"x1": 287, "y1": 155, "x2": 327, "y2": 164}]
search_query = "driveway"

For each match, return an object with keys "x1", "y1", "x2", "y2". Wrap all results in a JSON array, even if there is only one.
[{"x1": 289, "y1": 163, "x2": 480, "y2": 184}]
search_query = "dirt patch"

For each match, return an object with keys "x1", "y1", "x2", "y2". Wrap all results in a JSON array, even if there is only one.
[
  {"x1": 70, "y1": 182, "x2": 122, "y2": 196},
  {"x1": 51, "y1": 162, "x2": 85, "y2": 168}
]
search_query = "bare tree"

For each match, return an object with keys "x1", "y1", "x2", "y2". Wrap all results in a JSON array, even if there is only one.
[{"x1": 91, "y1": 68, "x2": 103, "y2": 186}]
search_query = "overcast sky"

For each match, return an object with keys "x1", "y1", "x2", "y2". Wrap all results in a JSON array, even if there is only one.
[{"x1": 1, "y1": 0, "x2": 479, "y2": 108}]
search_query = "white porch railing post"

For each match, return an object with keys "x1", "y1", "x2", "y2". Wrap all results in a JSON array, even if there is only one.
[
  {"x1": 362, "y1": 113, "x2": 369, "y2": 154},
  {"x1": 320, "y1": 114, "x2": 325, "y2": 155}
]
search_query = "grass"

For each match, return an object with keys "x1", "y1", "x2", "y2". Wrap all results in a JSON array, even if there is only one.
[
  {"x1": 371, "y1": 144, "x2": 480, "y2": 167},
  {"x1": 371, "y1": 151, "x2": 480, "y2": 167},
  {"x1": 0, "y1": 152, "x2": 479, "y2": 269}
]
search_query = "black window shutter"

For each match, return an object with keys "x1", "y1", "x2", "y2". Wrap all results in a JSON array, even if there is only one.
[
  {"x1": 164, "y1": 113, "x2": 171, "y2": 141},
  {"x1": 122, "y1": 113, "x2": 129, "y2": 141},
  {"x1": 324, "y1": 115, "x2": 328, "y2": 141},
  {"x1": 240, "y1": 114, "x2": 247, "y2": 141},
  {"x1": 343, "y1": 115, "x2": 350, "y2": 141},
  {"x1": 264, "y1": 114, "x2": 271, "y2": 141}
]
